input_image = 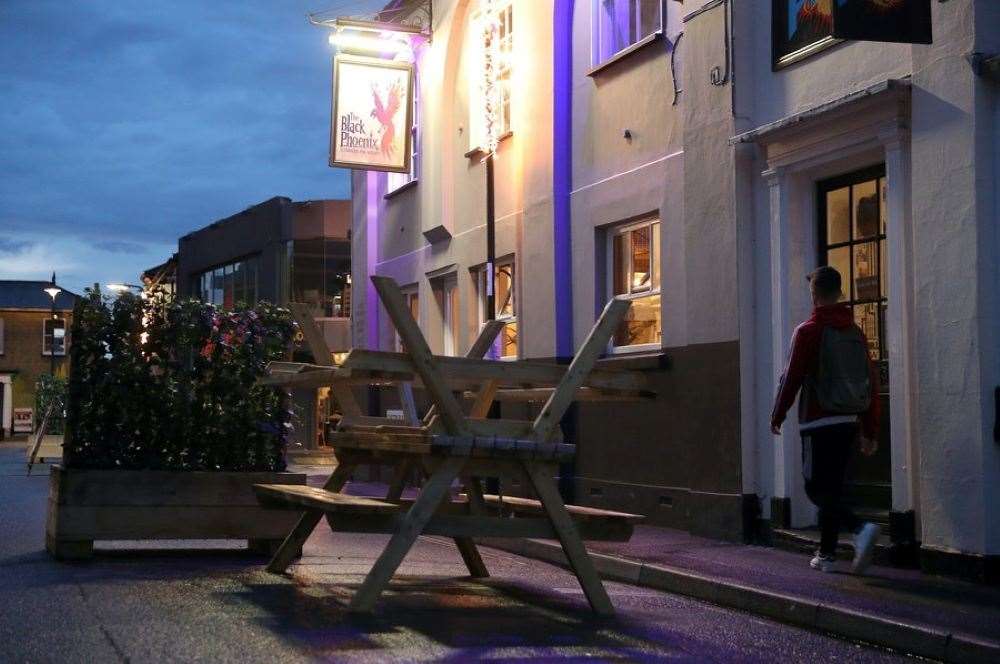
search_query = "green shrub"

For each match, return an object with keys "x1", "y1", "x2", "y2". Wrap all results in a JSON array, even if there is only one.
[
  {"x1": 64, "y1": 287, "x2": 296, "y2": 472},
  {"x1": 34, "y1": 374, "x2": 68, "y2": 436}
]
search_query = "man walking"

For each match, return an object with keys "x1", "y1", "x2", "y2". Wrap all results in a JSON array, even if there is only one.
[{"x1": 771, "y1": 266, "x2": 882, "y2": 574}]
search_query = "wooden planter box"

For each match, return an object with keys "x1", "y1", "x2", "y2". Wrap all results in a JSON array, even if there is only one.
[{"x1": 46, "y1": 465, "x2": 307, "y2": 560}]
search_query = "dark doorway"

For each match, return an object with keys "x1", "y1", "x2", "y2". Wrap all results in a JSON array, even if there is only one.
[{"x1": 817, "y1": 165, "x2": 891, "y2": 515}]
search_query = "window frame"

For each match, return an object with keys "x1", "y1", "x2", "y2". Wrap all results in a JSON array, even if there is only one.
[
  {"x1": 591, "y1": 0, "x2": 665, "y2": 69},
  {"x1": 476, "y1": 258, "x2": 518, "y2": 361},
  {"x1": 42, "y1": 316, "x2": 67, "y2": 357},
  {"x1": 195, "y1": 254, "x2": 260, "y2": 309},
  {"x1": 606, "y1": 216, "x2": 662, "y2": 354}
]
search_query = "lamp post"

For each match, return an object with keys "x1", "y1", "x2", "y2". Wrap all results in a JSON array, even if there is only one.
[
  {"x1": 481, "y1": 0, "x2": 501, "y2": 324},
  {"x1": 43, "y1": 273, "x2": 62, "y2": 377}
]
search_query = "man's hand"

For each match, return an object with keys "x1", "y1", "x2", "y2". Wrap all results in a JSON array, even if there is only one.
[{"x1": 859, "y1": 435, "x2": 878, "y2": 457}]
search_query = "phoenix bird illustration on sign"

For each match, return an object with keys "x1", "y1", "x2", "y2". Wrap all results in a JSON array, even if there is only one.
[{"x1": 371, "y1": 81, "x2": 403, "y2": 159}]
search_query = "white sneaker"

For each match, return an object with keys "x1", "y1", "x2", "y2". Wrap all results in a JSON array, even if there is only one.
[
  {"x1": 852, "y1": 522, "x2": 882, "y2": 574},
  {"x1": 810, "y1": 551, "x2": 836, "y2": 572}
]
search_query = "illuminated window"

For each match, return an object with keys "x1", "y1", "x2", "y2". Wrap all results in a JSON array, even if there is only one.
[
  {"x1": 496, "y1": 4, "x2": 513, "y2": 134},
  {"x1": 593, "y1": 0, "x2": 663, "y2": 66},
  {"x1": 609, "y1": 218, "x2": 661, "y2": 349},
  {"x1": 477, "y1": 259, "x2": 517, "y2": 359},
  {"x1": 42, "y1": 318, "x2": 66, "y2": 356},
  {"x1": 469, "y1": 3, "x2": 513, "y2": 151}
]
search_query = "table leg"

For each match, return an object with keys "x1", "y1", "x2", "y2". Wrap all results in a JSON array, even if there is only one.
[
  {"x1": 455, "y1": 477, "x2": 489, "y2": 578},
  {"x1": 421, "y1": 459, "x2": 489, "y2": 578},
  {"x1": 385, "y1": 459, "x2": 413, "y2": 501},
  {"x1": 525, "y1": 462, "x2": 614, "y2": 616},
  {"x1": 265, "y1": 461, "x2": 356, "y2": 574},
  {"x1": 348, "y1": 456, "x2": 465, "y2": 613}
]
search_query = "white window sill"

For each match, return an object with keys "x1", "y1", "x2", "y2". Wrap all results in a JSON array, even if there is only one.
[
  {"x1": 465, "y1": 131, "x2": 513, "y2": 159},
  {"x1": 588, "y1": 31, "x2": 663, "y2": 77},
  {"x1": 384, "y1": 178, "x2": 418, "y2": 200}
]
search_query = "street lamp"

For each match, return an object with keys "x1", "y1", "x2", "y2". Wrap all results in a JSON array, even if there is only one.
[{"x1": 43, "y1": 272, "x2": 62, "y2": 376}]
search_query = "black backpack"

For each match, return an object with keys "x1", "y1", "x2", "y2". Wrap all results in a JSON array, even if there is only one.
[{"x1": 811, "y1": 325, "x2": 871, "y2": 414}]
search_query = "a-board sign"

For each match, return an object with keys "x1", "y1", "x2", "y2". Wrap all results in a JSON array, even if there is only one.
[{"x1": 13, "y1": 408, "x2": 33, "y2": 434}]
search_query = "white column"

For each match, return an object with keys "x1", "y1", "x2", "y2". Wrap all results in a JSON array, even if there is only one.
[
  {"x1": 879, "y1": 125, "x2": 918, "y2": 515},
  {"x1": 764, "y1": 167, "x2": 798, "y2": 508}
]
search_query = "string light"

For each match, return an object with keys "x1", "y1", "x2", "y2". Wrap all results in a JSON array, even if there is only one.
[{"x1": 480, "y1": 0, "x2": 500, "y2": 156}]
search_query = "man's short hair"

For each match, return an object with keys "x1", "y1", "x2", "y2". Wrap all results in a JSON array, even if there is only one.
[{"x1": 808, "y1": 266, "x2": 842, "y2": 299}]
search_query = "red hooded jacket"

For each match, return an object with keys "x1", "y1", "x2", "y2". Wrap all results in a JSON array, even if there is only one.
[{"x1": 770, "y1": 304, "x2": 880, "y2": 439}]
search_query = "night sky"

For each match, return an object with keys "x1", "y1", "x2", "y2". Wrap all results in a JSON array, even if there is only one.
[{"x1": 0, "y1": 0, "x2": 384, "y2": 295}]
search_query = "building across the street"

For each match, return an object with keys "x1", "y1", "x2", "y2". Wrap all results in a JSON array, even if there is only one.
[
  {"x1": 0, "y1": 280, "x2": 79, "y2": 438},
  {"x1": 346, "y1": 0, "x2": 1000, "y2": 581},
  {"x1": 175, "y1": 195, "x2": 353, "y2": 452},
  {"x1": 141, "y1": 253, "x2": 178, "y2": 297}
]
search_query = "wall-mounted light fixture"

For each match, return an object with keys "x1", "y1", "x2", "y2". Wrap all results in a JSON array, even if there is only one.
[{"x1": 317, "y1": 17, "x2": 425, "y2": 62}]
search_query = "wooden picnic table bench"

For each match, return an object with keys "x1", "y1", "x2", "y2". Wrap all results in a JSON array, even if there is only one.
[{"x1": 254, "y1": 276, "x2": 656, "y2": 615}]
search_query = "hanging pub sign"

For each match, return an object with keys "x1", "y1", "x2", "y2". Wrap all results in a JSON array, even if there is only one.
[
  {"x1": 832, "y1": 0, "x2": 932, "y2": 45},
  {"x1": 329, "y1": 54, "x2": 414, "y2": 173}
]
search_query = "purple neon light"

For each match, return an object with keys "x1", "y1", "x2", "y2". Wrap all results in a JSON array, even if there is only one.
[
  {"x1": 553, "y1": 0, "x2": 574, "y2": 359},
  {"x1": 366, "y1": 170, "x2": 380, "y2": 350}
]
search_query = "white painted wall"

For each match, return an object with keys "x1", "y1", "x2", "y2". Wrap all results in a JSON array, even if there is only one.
[
  {"x1": 351, "y1": 0, "x2": 558, "y2": 360},
  {"x1": 738, "y1": 0, "x2": 1000, "y2": 555},
  {"x1": 909, "y1": 0, "x2": 1000, "y2": 556}
]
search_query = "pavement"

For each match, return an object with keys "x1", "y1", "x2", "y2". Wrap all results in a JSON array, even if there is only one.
[
  {"x1": 0, "y1": 446, "x2": 914, "y2": 663},
  {"x1": 325, "y1": 474, "x2": 1000, "y2": 664}
]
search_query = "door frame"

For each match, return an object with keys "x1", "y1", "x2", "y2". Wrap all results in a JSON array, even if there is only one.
[{"x1": 753, "y1": 90, "x2": 918, "y2": 530}]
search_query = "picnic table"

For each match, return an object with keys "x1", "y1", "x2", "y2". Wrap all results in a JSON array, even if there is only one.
[{"x1": 253, "y1": 276, "x2": 655, "y2": 615}]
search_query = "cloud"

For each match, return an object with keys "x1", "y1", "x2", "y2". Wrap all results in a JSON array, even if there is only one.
[
  {"x1": 0, "y1": 238, "x2": 34, "y2": 255},
  {"x1": 0, "y1": 0, "x2": 385, "y2": 284},
  {"x1": 0, "y1": 231, "x2": 175, "y2": 295},
  {"x1": 91, "y1": 240, "x2": 148, "y2": 254}
]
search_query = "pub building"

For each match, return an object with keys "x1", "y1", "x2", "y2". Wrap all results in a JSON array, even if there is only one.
[{"x1": 341, "y1": 0, "x2": 997, "y2": 581}]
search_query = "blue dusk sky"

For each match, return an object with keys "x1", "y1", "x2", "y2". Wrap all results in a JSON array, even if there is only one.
[{"x1": 0, "y1": 0, "x2": 384, "y2": 295}]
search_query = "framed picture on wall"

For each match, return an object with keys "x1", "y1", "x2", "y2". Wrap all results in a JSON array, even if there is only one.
[
  {"x1": 772, "y1": 0, "x2": 839, "y2": 70},
  {"x1": 833, "y1": 0, "x2": 932, "y2": 45}
]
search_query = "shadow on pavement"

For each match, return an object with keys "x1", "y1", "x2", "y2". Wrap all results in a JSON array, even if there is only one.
[{"x1": 236, "y1": 574, "x2": 671, "y2": 659}]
